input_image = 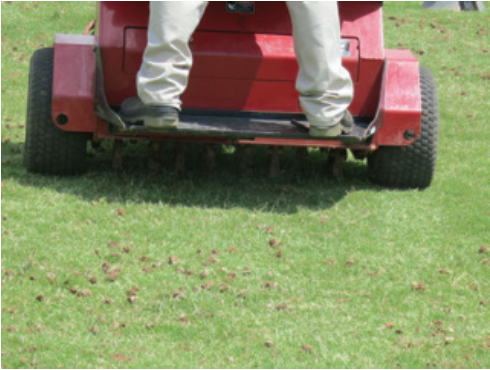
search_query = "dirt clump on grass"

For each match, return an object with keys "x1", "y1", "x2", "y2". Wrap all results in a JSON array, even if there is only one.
[
  {"x1": 302, "y1": 344, "x2": 312, "y2": 353},
  {"x1": 412, "y1": 282, "x2": 426, "y2": 291}
]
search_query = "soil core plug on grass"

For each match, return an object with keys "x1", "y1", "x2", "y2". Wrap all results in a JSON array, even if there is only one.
[
  {"x1": 201, "y1": 281, "x2": 215, "y2": 290},
  {"x1": 105, "y1": 266, "x2": 120, "y2": 281},
  {"x1": 127, "y1": 296, "x2": 138, "y2": 304},
  {"x1": 199, "y1": 270, "x2": 209, "y2": 279},
  {"x1": 127, "y1": 286, "x2": 139, "y2": 296},
  {"x1": 168, "y1": 256, "x2": 179, "y2": 265},
  {"x1": 302, "y1": 344, "x2": 313, "y2": 353},
  {"x1": 77, "y1": 289, "x2": 91, "y2": 297},
  {"x1": 412, "y1": 282, "x2": 427, "y2": 291}
]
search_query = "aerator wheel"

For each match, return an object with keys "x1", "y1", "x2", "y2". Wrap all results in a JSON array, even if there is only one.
[
  {"x1": 368, "y1": 66, "x2": 439, "y2": 189},
  {"x1": 24, "y1": 48, "x2": 89, "y2": 175}
]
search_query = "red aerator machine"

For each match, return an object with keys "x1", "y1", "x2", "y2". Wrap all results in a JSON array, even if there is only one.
[{"x1": 24, "y1": 1, "x2": 439, "y2": 188}]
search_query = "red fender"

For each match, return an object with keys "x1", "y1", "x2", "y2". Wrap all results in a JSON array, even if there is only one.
[
  {"x1": 51, "y1": 34, "x2": 97, "y2": 132},
  {"x1": 372, "y1": 50, "x2": 422, "y2": 146}
]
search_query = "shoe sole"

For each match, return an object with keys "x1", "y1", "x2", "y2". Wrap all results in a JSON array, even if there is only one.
[
  {"x1": 120, "y1": 115, "x2": 179, "y2": 130},
  {"x1": 309, "y1": 114, "x2": 354, "y2": 138},
  {"x1": 143, "y1": 116, "x2": 179, "y2": 130}
]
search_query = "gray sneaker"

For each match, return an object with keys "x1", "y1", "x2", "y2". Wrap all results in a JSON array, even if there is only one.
[
  {"x1": 120, "y1": 97, "x2": 179, "y2": 129},
  {"x1": 309, "y1": 111, "x2": 354, "y2": 138}
]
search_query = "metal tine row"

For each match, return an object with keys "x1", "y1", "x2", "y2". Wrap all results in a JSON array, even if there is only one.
[{"x1": 110, "y1": 140, "x2": 347, "y2": 180}]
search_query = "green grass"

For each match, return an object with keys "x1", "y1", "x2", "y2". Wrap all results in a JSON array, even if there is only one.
[{"x1": 2, "y1": 1, "x2": 490, "y2": 368}]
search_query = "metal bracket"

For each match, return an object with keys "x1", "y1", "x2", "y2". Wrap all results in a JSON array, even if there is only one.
[{"x1": 94, "y1": 46, "x2": 127, "y2": 129}]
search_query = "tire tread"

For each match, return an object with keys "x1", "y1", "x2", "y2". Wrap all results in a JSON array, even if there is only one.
[
  {"x1": 24, "y1": 48, "x2": 88, "y2": 175},
  {"x1": 368, "y1": 66, "x2": 439, "y2": 188}
]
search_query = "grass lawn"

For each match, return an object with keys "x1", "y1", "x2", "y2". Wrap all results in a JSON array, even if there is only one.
[{"x1": 2, "y1": 1, "x2": 490, "y2": 368}]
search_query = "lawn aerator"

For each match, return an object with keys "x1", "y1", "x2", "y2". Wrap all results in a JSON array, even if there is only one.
[{"x1": 24, "y1": 1, "x2": 439, "y2": 188}]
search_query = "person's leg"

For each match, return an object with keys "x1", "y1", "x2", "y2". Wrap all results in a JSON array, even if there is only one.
[
  {"x1": 138, "y1": 1, "x2": 208, "y2": 108},
  {"x1": 286, "y1": 1, "x2": 354, "y2": 137},
  {"x1": 121, "y1": 1, "x2": 208, "y2": 128}
]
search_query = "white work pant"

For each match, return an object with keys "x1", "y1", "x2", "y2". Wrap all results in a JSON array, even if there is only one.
[{"x1": 137, "y1": 1, "x2": 354, "y2": 128}]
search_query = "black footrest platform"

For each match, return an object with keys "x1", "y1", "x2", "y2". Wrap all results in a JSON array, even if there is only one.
[{"x1": 112, "y1": 109, "x2": 372, "y2": 144}]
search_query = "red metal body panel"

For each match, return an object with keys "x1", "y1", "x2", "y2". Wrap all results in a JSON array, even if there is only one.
[
  {"x1": 52, "y1": 34, "x2": 97, "y2": 132},
  {"x1": 124, "y1": 29, "x2": 359, "y2": 112},
  {"x1": 125, "y1": 30, "x2": 360, "y2": 82},
  {"x1": 373, "y1": 50, "x2": 421, "y2": 146},
  {"x1": 338, "y1": 2, "x2": 384, "y2": 60}
]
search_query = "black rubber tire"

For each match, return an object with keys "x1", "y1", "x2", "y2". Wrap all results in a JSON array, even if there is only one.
[
  {"x1": 24, "y1": 48, "x2": 89, "y2": 175},
  {"x1": 368, "y1": 66, "x2": 439, "y2": 189}
]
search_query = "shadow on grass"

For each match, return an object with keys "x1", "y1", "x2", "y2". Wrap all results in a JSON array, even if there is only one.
[{"x1": 3, "y1": 141, "x2": 384, "y2": 214}]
